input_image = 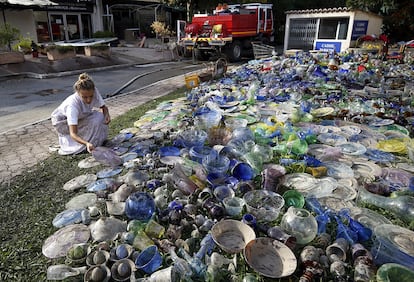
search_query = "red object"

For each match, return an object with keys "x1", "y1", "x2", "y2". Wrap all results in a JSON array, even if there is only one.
[
  {"x1": 357, "y1": 65, "x2": 366, "y2": 72},
  {"x1": 379, "y1": 33, "x2": 389, "y2": 43},
  {"x1": 184, "y1": 23, "x2": 200, "y2": 36},
  {"x1": 180, "y1": 3, "x2": 274, "y2": 60}
]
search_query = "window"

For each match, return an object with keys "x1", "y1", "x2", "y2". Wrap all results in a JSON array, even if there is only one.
[{"x1": 318, "y1": 17, "x2": 349, "y2": 40}]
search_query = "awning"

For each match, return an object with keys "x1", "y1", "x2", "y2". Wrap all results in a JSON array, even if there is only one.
[{"x1": 0, "y1": 0, "x2": 57, "y2": 6}]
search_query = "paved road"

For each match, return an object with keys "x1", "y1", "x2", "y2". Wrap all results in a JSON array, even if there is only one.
[{"x1": 0, "y1": 61, "x2": 201, "y2": 133}]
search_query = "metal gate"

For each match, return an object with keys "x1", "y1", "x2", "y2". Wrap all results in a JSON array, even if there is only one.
[{"x1": 287, "y1": 18, "x2": 317, "y2": 51}]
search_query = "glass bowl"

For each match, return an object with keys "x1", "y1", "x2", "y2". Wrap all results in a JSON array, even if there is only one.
[{"x1": 243, "y1": 190, "x2": 285, "y2": 222}]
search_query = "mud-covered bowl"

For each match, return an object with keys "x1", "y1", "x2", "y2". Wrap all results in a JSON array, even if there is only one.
[
  {"x1": 65, "y1": 243, "x2": 91, "y2": 266},
  {"x1": 84, "y1": 264, "x2": 111, "y2": 282},
  {"x1": 243, "y1": 190, "x2": 285, "y2": 222},
  {"x1": 211, "y1": 219, "x2": 256, "y2": 254},
  {"x1": 110, "y1": 244, "x2": 134, "y2": 261},
  {"x1": 244, "y1": 237, "x2": 297, "y2": 278},
  {"x1": 111, "y1": 258, "x2": 136, "y2": 281},
  {"x1": 86, "y1": 249, "x2": 110, "y2": 266}
]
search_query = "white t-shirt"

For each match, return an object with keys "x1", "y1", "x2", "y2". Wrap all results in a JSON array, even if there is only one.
[{"x1": 53, "y1": 88, "x2": 105, "y2": 125}]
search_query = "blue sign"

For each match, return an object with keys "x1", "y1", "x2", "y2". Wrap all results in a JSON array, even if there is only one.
[
  {"x1": 351, "y1": 20, "x2": 368, "y2": 40},
  {"x1": 315, "y1": 41, "x2": 342, "y2": 52}
]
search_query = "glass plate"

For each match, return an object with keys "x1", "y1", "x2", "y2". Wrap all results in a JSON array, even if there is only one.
[
  {"x1": 324, "y1": 161, "x2": 354, "y2": 179},
  {"x1": 348, "y1": 207, "x2": 392, "y2": 230},
  {"x1": 337, "y1": 142, "x2": 367, "y2": 155},
  {"x1": 340, "y1": 125, "x2": 362, "y2": 137},
  {"x1": 65, "y1": 193, "x2": 97, "y2": 210},
  {"x1": 381, "y1": 167, "x2": 413, "y2": 187},
  {"x1": 374, "y1": 224, "x2": 414, "y2": 256},
  {"x1": 317, "y1": 197, "x2": 355, "y2": 212},
  {"x1": 352, "y1": 160, "x2": 383, "y2": 180},
  {"x1": 42, "y1": 224, "x2": 90, "y2": 259},
  {"x1": 96, "y1": 167, "x2": 123, "y2": 179},
  {"x1": 364, "y1": 149, "x2": 395, "y2": 163},
  {"x1": 317, "y1": 133, "x2": 347, "y2": 146},
  {"x1": 311, "y1": 106, "x2": 335, "y2": 117},
  {"x1": 63, "y1": 174, "x2": 97, "y2": 191},
  {"x1": 282, "y1": 173, "x2": 318, "y2": 192},
  {"x1": 377, "y1": 139, "x2": 407, "y2": 153},
  {"x1": 369, "y1": 118, "x2": 395, "y2": 127},
  {"x1": 78, "y1": 156, "x2": 101, "y2": 169}
]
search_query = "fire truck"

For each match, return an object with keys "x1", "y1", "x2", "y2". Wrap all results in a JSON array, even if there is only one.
[{"x1": 180, "y1": 3, "x2": 274, "y2": 62}]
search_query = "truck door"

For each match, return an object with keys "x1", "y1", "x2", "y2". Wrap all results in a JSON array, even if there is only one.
[{"x1": 177, "y1": 20, "x2": 186, "y2": 43}]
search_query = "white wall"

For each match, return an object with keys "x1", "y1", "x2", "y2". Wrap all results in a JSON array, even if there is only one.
[
  {"x1": 1, "y1": 9, "x2": 37, "y2": 43},
  {"x1": 354, "y1": 10, "x2": 382, "y2": 36}
]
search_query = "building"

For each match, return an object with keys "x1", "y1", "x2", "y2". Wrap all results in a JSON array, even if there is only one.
[
  {"x1": 101, "y1": 0, "x2": 185, "y2": 42},
  {"x1": 0, "y1": 0, "x2": 184, "y2": 45},
  {"x1": 284, "y1": 7, "x2": 383, "y2": 53}
]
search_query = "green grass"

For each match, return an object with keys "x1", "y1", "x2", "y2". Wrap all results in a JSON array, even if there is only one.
[{"x1": 0, "y1": 87, "x2": 186, "y2": 281}]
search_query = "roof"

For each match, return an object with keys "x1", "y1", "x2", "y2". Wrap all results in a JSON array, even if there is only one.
[
  {"x1": 0, "y1": 0, "x2": 57, "y2": 6},
  {"x1": 285, "y1": 7, "x2": 383, "y2": 18},
  {"x1": 285, "y1": 7, "x2": 352, "y2": 14}
]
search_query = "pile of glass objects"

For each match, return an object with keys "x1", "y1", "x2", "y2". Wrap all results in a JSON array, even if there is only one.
[{"x1": 44, "y1": 49, "x2": 414, "y2": 281}]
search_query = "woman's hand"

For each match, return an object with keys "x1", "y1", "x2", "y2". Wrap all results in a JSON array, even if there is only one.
[
  {"x1": 104, "y1": 113, "x2": 111, "y2": 124},
  {"x1": 101, "y1": 105, "x2": 111, "y2": 124},
  {"x1": 86, "y1": 142, "x2": 95, "y2": 153}
]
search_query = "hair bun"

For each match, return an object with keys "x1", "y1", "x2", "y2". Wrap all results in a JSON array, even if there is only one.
[{"x1": 79, "y1": 73, "x2": 89, "y2": 80}]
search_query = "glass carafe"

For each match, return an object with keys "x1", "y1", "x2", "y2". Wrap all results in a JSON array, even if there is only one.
[{"x1": 280, "y1": 206, "x2": 318, "y2": 245}]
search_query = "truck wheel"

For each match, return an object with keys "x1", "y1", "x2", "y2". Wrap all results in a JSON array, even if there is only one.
[
  {"x1": 194, "y1": 48, "x2": 210, "y2": 61},
  {"x1": 225, "y1": 40, "x2": 241, "y2": 62}
]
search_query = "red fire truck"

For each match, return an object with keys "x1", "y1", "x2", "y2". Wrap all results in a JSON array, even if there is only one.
[{"x1": 180, "y1": 3, "x2": 274, "y2": 62}]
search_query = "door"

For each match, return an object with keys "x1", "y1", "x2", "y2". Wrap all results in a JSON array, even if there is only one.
[
  {"x1": 49, "y1": 14, "x2": 83, "y2": 41},
  {"x1": 288, "y1": 18, "x2": 318, "y2": 51},
  {"x1": 50, "y1": 14, "x2": 65, "y2": 41}
]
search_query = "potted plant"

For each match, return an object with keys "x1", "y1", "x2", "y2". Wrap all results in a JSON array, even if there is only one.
[
  {"x1": 150, "y1": 21, "x2": 174, "y2": 44},
  {"x1": 0, "y1": 23, "x2": 24, "y2": 64},
  {"x1": 46, "y1": 45, "x2": 76, "y2": 61},
  {"x1": 84, "y1": 44, "x2": 111, "y2": 57}
]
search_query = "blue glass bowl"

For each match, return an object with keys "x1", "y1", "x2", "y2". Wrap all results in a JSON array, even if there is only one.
[
  {"x1": 125, "y1": 192, "x2": 155, "y2": 221},
  {"x1": 135, "y1": 245, "x2": 162, "y2": 274},
  {"x1": 179, "y1": 129, "x2": 208, "y2": 148},
  {"x1": 189, "y1": 146, "x2": 214, "y2": 163},
  {"x1": 202, "y1": 154, "x2": 230, "y2": 176}
]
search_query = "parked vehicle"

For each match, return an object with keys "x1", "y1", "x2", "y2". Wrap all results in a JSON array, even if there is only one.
[{"x1": 180, "y1": 3, "x2": 274, "y2": 62}]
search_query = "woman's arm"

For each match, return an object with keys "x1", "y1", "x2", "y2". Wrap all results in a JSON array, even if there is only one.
[
  {"x1": 69, "y1": 124, "x2": 95, "y2": 153},
  {"x1": 101, "y1": 105, "x2": 111, "y2": 124}
]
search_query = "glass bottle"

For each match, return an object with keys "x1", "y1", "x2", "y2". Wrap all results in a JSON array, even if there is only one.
[
  {"x1": 338, "y1": 209, "x2": 372, "y2": 242},
  {"x1": 46, "y1": 265, "x2": 87, "y2": 281},
  {"x1": 305, "y1": 196, "x2": 332, "y2": 247},
  {"x1": 168, "y1": 247, "x2": 193, "y2": 281},
  {"x1": 357, "y1": 187, "x2": 414, "y2": 224}
]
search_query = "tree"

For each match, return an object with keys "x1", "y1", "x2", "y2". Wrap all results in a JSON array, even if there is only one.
[
  {"x1": 347, "y1": 0, "x2": 414, "y2": 42},
  {"x1": 0, "y1": 23, "x2": 20, "y2": 51}
]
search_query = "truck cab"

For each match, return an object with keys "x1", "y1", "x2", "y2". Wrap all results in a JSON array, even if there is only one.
[{"x1": 181, "y1": 3, "x2": 274, "y2": 61}]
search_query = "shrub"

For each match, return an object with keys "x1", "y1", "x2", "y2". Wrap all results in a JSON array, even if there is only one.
[
  {"x1": 88, "y1": 43, "x2": 110, "y2": 50},
  {"x1": 151, "y1": 21, "x2": 174, "y2": 37},
  {"x1": 93, "y1": 30, "x2": 115, "y2": 38},
  {"x1": 46, "y1": 45, "x2": 75, "y2": 53},
  {"x1": 0, "y1": 23, "x2": 20, "y2": 51},
  {"x1": 12, "y1": 36, "x2": 32, "y2": 52}
]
